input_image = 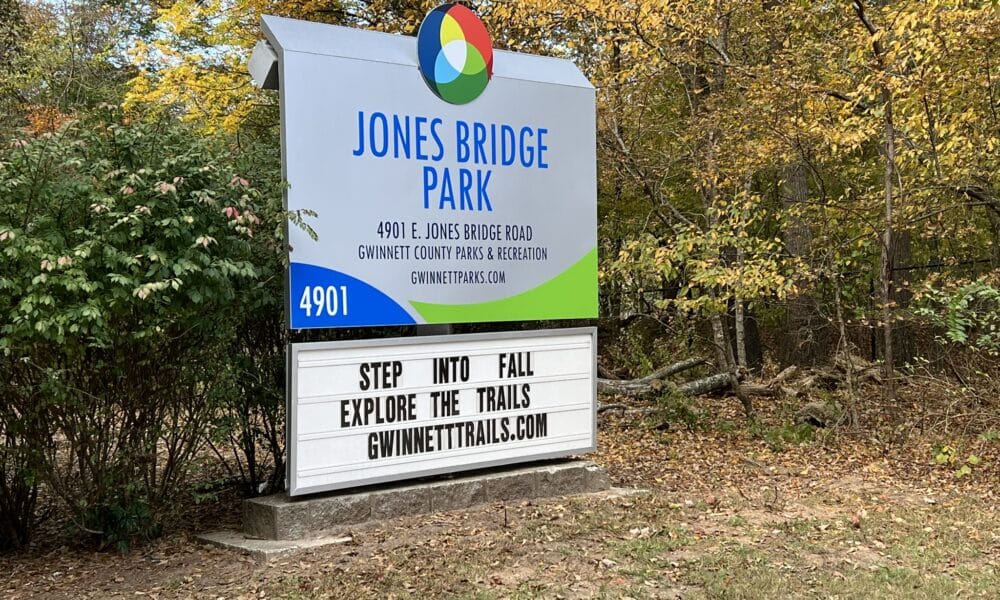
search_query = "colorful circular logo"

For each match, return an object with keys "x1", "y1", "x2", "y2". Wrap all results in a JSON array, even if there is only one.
[{"x1": 417, "y1": 3, "x2": 493, "y2": 105}]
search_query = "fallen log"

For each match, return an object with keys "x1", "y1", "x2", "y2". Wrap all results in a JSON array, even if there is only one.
[
  {"x1": 780, "y1": 385, "x2": 803, "y2": 398},
  {"x1": 595, "y1": 403, "x2": 659, "y2": 418},
  {"x1": 596, "y1": 357, "x2": 708, "y2": 397},
  {"x1": 833, "y1": 353, "x2": 882, "y2": 383},
  {"x1": 834, "y1": 353, "x2": 874, "y2": 372},
  {"x1": 640, "y1": 356, "x2": 709, "y2": 379},
  {"x1": 676, "y1": 372, "x2": 731, "y2": 396},
  {"x1": 797, "y1": 368, "x2": 842, "y2": 390},
  {"x1": 739, "y1": 383, "x2": 781, "y2": 397},
  {"x1": 770, "y1": 365, "x2": 799, "y2": 386},
  {"x1": 598, "y1": 371, "x2": 732, "y2": 398},
  {"x1": 598, "y1": 371, "x2": 780, "y2": 399}
]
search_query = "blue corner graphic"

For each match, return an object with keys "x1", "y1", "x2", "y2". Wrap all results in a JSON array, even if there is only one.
[{"x1": 289, "y1": 262, "x2": 416, "y2": 329}]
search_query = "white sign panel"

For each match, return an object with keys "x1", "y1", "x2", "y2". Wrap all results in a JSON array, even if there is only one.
[
  {"x1": 261, "y1": 14, "x2": 597, "y2": 329},
  {"x1": 288, "y1": 329, "x2": 596, "y2": 495}
]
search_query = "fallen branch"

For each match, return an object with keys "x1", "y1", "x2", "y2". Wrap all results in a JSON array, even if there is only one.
[
  {"x1": 770, "y1": 365, "x2": 799, "y2": 386},
  {"x1": 740, "y1": 383, "x2": 781, "y2": 397},
  {"x1": 596, "y1": 357, "x2": 707, "y2": 397},
  {"x1": 596, "y1": 404, "x2": 659, "y2": 419},
  {"x1": 599, "y1": 370, "x2": 783, "y2": 399},
  {"x1": 597, "y1": 364, "x2": 620, "y2": 380},
  {"x1": 676, "y1": 373, "x2": 731, "y2": 396},
  {"x1": 640, "y1": 356, "x2": 708, "y2": 380},
  {"x1": 596, "y1": 403, "x2": 628, "y2": 414}
]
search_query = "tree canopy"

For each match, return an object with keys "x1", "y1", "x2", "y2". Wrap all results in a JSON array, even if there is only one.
[{"x1": 4, "y1": 0, "x2": 1000, "y2": 552}]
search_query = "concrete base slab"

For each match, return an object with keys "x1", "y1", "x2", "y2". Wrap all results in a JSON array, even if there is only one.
[
  {"x1": 197, "y1": 530, "x2": 353, "y2": 561},
  {"x1": 201, "y1": 481, "x2": 643, "y2": 560},
  {"x1": 244, "y1": 459, "x2": 610, "y2": 540}
]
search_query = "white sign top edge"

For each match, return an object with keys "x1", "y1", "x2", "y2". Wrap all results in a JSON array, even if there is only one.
[{"x1": 260, "y1": 14, "x2": 594, "y2": 90}]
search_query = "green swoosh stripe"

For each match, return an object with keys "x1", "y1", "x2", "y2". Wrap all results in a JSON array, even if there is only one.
[{"x1": 410, "y1": 248, "x2": 598, "y2": 323}]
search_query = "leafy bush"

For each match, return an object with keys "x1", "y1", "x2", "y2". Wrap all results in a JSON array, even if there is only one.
[
  {"x1": 915, "y1": 278, "x2": 1000, "y2": 356},
  {"x1": 77, "y1": 490, "x2": 162, "y2": 554},
  {"x1": 209, "y1": 304, "x2": 287, "y2": 496},
  {"x1": 657, "y1": 390, "x2": 705, "y2": 431},
  {"x1": 755, "y1": 423, "x2": 815, "y2": 452},
  {"x1": 0, "y1": 403, "x2": 46, "y2": 551},
  {"x1": 932, "y1": 443, "x2": 984, "y2": 479},
  {"x1": 203, "y1": 128, "x2": 289, "y2": 497},
  {"x1": 0, "y1": 109, "x2": 270, "y2": 550}
]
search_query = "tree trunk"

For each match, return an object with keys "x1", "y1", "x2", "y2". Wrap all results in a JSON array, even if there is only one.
[
  {"x1": 834, "y1": 278, "x2": 860, "y2": 429},
  {"x1": 595, "y1": 357, "x2": 707, "y2": 396},
  {"x1": 891, "y1": 230, "x2": 914, "y2": 366},
  {"x1": 735, "y1": 294, "x2": 747, "y2": 369},
  {"x1": 854, "y1": 0, "x2": 897, "y2": 401},
  {"x1": 678, "y1": 373, "x2": 732, "y2": 396},
  {"x1": 780, "y1": 162, "x2": 822, "y2": 364},
  {"x1": 597, "y1": 372, "x2": 732, "y2": 398},
  {"x1": 735, "y1": 178, "x2": 749, "y2": 369},
  {"x1": 988, "y1": 210, "x2": 1000, "y2": 266},
  {"x1": 711, "y1": 313, "x2": 755, "y2": 421},
  {"x1": 879, "y1": 80, "x2": 897, "y2": 401}
]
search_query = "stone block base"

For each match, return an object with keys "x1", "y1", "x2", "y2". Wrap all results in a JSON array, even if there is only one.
[{"x1": 244, "y1": 459, "x2": 610, "y2": 540}]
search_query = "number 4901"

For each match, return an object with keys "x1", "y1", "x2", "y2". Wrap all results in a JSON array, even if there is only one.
[{"x1": 299, "y1": 285, "x2": 349, "y2": 317}]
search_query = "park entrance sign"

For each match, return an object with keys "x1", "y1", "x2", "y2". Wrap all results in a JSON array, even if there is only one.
[
  {"x1": 252, "y1": 7, "x2": 599, "y2": 498},
  {"x1": 256, "y1": 12, "x2": 597, "y2": 329}
]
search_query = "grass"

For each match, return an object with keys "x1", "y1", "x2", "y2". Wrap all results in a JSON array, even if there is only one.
[
  {"x1": 666, "y1": 500, "x2": 1000, "y2": 600},
  {"x1": 255, "y1": 488, "x2": 999, "y2": 599},
  {"x1": 683, "y1": 550, "x2": 998, "y2": 599},
  {"x1": 6, "y1": 398, "x2": 1000, "y2": 600}
]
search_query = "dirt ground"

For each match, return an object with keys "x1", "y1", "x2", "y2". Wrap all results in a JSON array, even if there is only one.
[{"x1": 2, "y1": 398, "x2": 999, "y2": 599}]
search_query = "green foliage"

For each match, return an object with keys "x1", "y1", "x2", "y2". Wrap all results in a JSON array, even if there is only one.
[
  {"x1": 932, "y1": 443, "x2": 985, "y2": 479},
  {"x1": 716, "y1": 420, "x2": 738, "y2": 434},
  {"x1": 1, "y1": 1, "x2": 144, "y2": 135},
  {"x1": 0, "y1": 108, "x2": 271, "y2": 549},
  {"x1": 915, "y1": 278, "x2": 1000, "y2": 356},
  {"x1": 755, "y1": 423, "x2": 815, "y2": 453},
  {"x1": 601, "y1": 317, "x2": 695, "y2": 379},
  {"x1": 979, "y1": 430, "x2": 1000, "y2": 443},
  {"x1": 605, "y1": 197, "x2": 807, "y2": 318},
  {"x1": 657, "y1": 391, "x2": 705, "y2": 432},
  {"x1": 0, "y1": 0, "x2": 25, "y2": 72},
  {"x1": 955, "y1": 455, "x2": 980, "y2": 479},
  {"x1": 205, "y1": 127, "x2": 289, "y2": 497},
  {"x1": 0, "y1": 120, "x2": 261, "y2": 350},
  {"x1": 77, "y1": 490, "x2": 162, "y2": 554},
  {"x1": 933, "y1": 443, "x2": 957, "y2": 465}
]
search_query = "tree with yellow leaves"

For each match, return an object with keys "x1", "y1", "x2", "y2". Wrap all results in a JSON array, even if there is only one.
[{"x1": 127, "y1": 0, "x2": 1000, "y2": 423}]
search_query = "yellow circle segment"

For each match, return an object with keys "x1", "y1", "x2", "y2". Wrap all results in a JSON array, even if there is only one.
[{"x1": 440, "y1": 14, "x2": 465, "y2": 46}]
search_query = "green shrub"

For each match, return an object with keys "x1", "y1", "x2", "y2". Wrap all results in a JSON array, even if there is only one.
[
  {"x1": 210, "y1": 308, "x2": 287, "y2": 496},
  {"x1": 0, "y1": 109, "x2": 269, "y2": 549},
  {"x1": 755, "y1": 423, "x2": 815, "y2": 452},
  {"x1": 76, "y1": 489, "x2": 162, "y2": 554},
  {"x1": 657, "y1": 390, "x2": 705, "y2": 431},
  {"x1": 203, "y1": 128, "x2": 289, "y2": 497},
  {"x1": 0, "y1": 405, "x2": 46, "y2": 552},
  {"x1": 916, "y1": 277, "x2": 1000, "y2": 356}
]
